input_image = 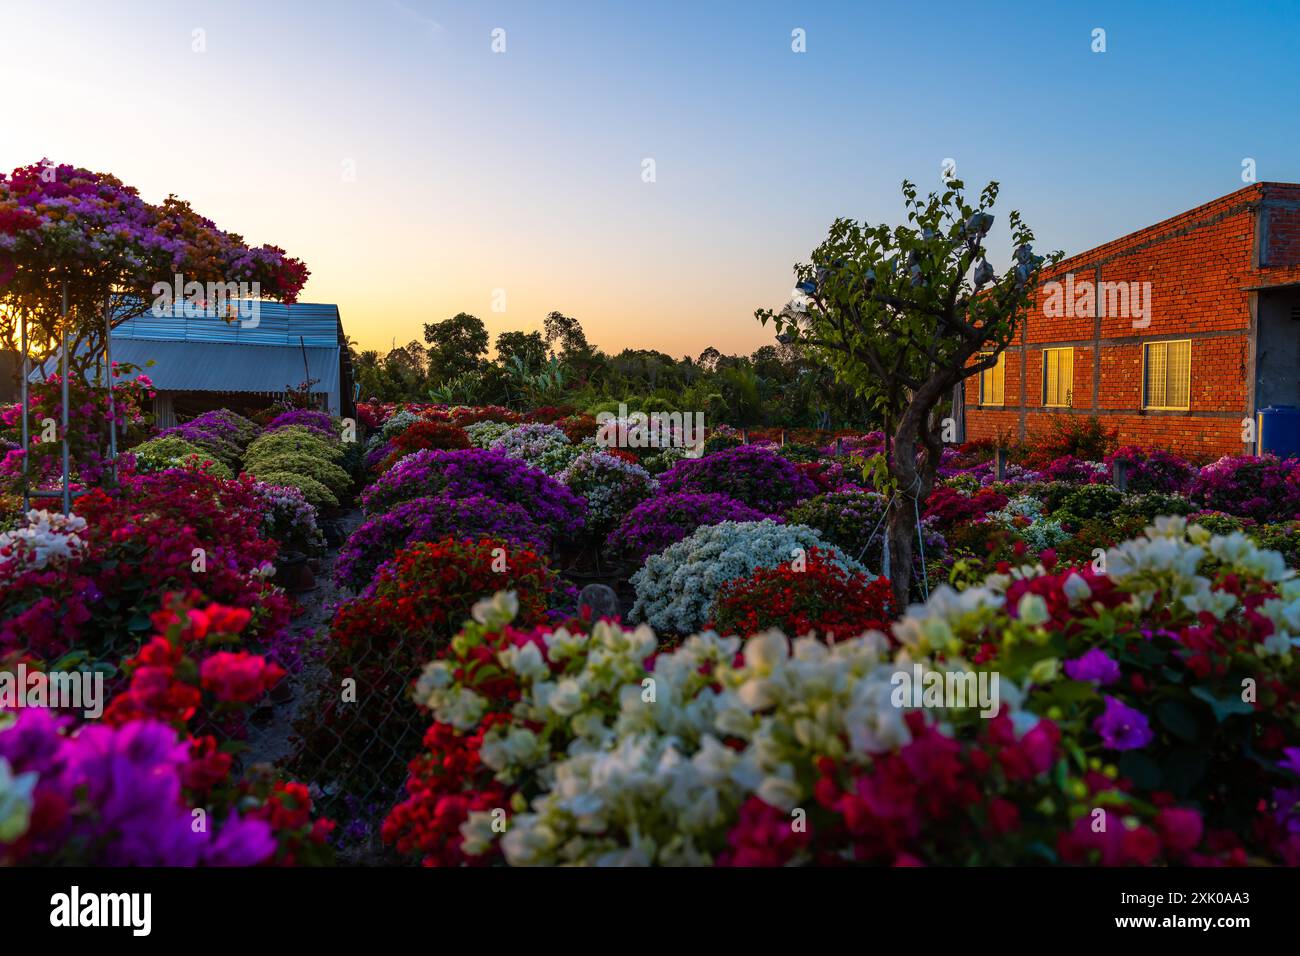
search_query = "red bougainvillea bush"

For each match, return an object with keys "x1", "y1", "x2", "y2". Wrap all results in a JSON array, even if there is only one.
[
  {"x1": 709, "y1": 547, "x2": 894, "y2": 641},
  {"x1": 384, "y1": 518, "x2": 1300, "y2": 866},
  {"x1": 0, "y1": 468, "x2": 293, "y2": 669},
  {"x1": 290, "y1": 535, "x2": 573, "y2": 823},
  {"x1": 0, "y1": 593, "x2": 332, "y2": 865}
]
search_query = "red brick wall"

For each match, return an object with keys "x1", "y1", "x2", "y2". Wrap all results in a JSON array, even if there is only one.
[{"x1": 962, "y1": 183, "x2": 1291, "y2": 458}]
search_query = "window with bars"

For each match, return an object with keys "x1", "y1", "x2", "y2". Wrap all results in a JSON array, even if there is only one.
[
  {"x1": 1042, "y1": 347, "x2": 1074, "y2": 407},
  {"x1": 1142, "y1": 340, "x2": 1191, "y2": 410}
]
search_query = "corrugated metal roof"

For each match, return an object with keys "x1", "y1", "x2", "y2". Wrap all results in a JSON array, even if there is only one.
[
  {"x1": 110, "y1": 339, "x2": 340, "y2": 396},
  {"x1": 112, "y1": 300, "x2": 341, "y2": 348}
]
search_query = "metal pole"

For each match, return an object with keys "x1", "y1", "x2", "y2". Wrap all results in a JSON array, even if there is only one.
[
  {"x1": 20, "y1": 308, "x2": 29, "y2": 513},
  {"x1": 61, "y1": 283, "x2": 71, "y2": 515},
  {"x1": 104, "y1": 298, "x2": 118, "y2": 482}
]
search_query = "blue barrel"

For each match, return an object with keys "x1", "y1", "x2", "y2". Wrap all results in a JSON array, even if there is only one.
[{"x1": 1258, "y1": 405, "x2": 1300, "y2": 458}]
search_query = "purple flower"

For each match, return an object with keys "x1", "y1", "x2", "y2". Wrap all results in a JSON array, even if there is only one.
[
  {"x1": 608, "y1": 492, "x2": 769, "y2": 561},
  {"x1": 1279, "y1": 747, "x2": 1300, "y2": 776},
  {"x1": 1064, "y1": 648, "x2": 1121, "y2": 686},
  {"x1": 360, "y1": 448, "x2": 585, "y2": 537},
  {"x1": 1092, "y1": 695, "x2": 1154, "y2": 751},
  {"x1": 337, "y1": 493, "x2": 549, "y2": 590},
  {"x1": 657, "y1": 445, "x2": 817, "y2": 514},
  {"x1": 266, "y1": 408, "x2": 335, "y2": 438}
]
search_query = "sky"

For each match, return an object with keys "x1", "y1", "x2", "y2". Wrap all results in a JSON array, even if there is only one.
[{"x1": 3, "y1": 0, "x2": 1299, "y2": 359}]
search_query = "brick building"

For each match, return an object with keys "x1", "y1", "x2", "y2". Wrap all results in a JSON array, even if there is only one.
[{"x1": 962, "y1": 182, "x2": 1300, "y2": 459}]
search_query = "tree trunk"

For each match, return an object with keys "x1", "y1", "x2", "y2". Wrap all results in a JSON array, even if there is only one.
[{"x1": 885, "y1": 497, "x2": 915, "y2": 612}]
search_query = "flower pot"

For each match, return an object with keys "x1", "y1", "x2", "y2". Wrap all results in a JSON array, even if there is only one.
[{"x1": 275, "y1": 553, "x2": 316, "y2": 593}]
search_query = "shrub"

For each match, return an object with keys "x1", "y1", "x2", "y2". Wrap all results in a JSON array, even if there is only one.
[
  {"x1": 923, "y1": 485, "x2": 1008, "y2": 534},
  {"x1": 266, "y1": 408, "x2": 336, "y2": 439},
  {"x1": 2, "y1": 472, "x2": 291, "y2": 665},
  {"x1": 379, "y1": 421, "x2": 470, "y2": 469},
  {"x1": 463, "y1": 420, "x2": 513, "y2": 449},
  {"x1": 1024, "y1": 415, "x2": 1117, "y2": 468},
  {"x1": 1050, "y1": 484, "x2": 1126, "y2": 530},
  {"x1": 629, "y1": 519, "x2": 864, "y2": 634},
  {"x1": 1248, "y1": 521, "x2": 1300, "y2": 567},
  {"x1": 987, "y1": 495, "x2": 1070, "y2": 553},
  {"x1": 1113, "y1": 492, "x2": 1195, "y2": 524},
  {"x1": 1186, "y1": 510, "x2": 1247, "y2": 536},
  {"x1": 556, "y1": 450, "x2": 655, "y2": 536},
  {"x1": 359, "y1": 449, "x2": 584, "y2": 542},
  {"x1": 786, "y1": 489, "x2": 945, "y2": 576},
  {"x1": 380, "y1": 410, "x2": 422, "y2": 442},
  {"x1": 245, "y1": 452, "x2": 352, "y2": 496},
  {"x1": 1190, "y1": 455, "x2": 1300, "y2": 521},
  {"x1": 1040, "y1": 455, "x2": 1107, "y2": 485},
  {"x1": 290, "y1": 537, "x2": 565, "y2": 816},
  {"x1": 335, "y1": 494, "x2": 549, "y2": 591},
  {"x1": 250, "y1": 471, "x2": 339, "y2": 510},
  {"x1": 607, "y1": 492, "x2": 768, "y2": 562},
  {"x1": 657, "y1": 445, "x2": 817, "y2": 514},
  {"x1": 1106, "y1": 445, "x2": 1196, "y2": 494},
  {"x1": 250, "y1": 481, "x2": 326, "y2": 556},
  {"x1": 245, "y1": 426, "x2": 344, "y2": 465},
  {"x1": 709, "y1": 547, "x2": 894, "y2": 641},
  {"x1": 129, "y1": 436, "x2": 232, "y2": 478},
  {"x1": 390, "y1": 519, "x2": 1300, "y2": 867},
  {"x1": 489, "y1": 422, "x2": 578, "y2": 474},
  {"x1": 155, "y1": 423, "x2": 243, "y2": 468}
]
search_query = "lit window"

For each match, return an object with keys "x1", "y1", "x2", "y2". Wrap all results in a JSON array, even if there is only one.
[
  {"x1": 1042, "y1": 347, "x2": 1074, "y2": 407},
  {"x1": 1142, "y1": 340, "x2": 1191, "y2": 410},
  {"x1": 979, "y1": 352, "x2": 1005, "y2": 406}
]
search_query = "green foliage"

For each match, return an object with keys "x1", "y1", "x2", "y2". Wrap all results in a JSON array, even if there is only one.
[
  {"x1": 245, "y1": 425, "x2": 344, "y2": 464},
  {"x1": 250, "y1": 470, "x2": 339, "y2": 510},
  {"x1": 1050, "y1": 484, "x2": 1126, "y2": 529},
  {"x1": 425, "y1": 312, "x2": 489, "y2": 383},
  {"x1": 130, "y1": 436, "x2": 233, "y2": 478},
  {"x1": 246, "y1": 452, "x2": 351, "y2": 495}
]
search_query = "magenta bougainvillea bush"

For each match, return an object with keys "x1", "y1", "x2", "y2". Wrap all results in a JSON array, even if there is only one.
[{"x1": 656, "y1": 444, "x2": 818, "y2": 514}]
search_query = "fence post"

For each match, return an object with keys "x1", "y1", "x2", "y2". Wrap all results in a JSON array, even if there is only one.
[
  {"x1": 1112, "y1": 458, "x2": 1128, "y2": 493},
  {"x1": 995, "y1": 446, "x2": 1007, "y2": 481},
  {"x1": 780, "y1": 429, "x2": 787, "y2": 447}
]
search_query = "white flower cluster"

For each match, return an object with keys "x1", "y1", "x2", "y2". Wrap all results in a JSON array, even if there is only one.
[
  {"x1": 0, "y1": 510, "x2": 88, "y2": 572},
  {"x1": 379, "y1": 409, "x2": 422, "y2": 443},
  {"x1": 490, "y1": 423, "x2": 578, "y2": 474},
  {"x1": 557, "y1": 450, "x2": 656, "y2": 532},
  {"x1": 988, "y1": 494, "x2": 1069, "y2": 552},
  {"x1": 464, "y1": 420, "x2": 513, "y2": 449},
  {"x1": 629, "y1": 519, "x2": 866, "y2": 634},
  {"x1": 425, "y1": 592, "x2": 928, "y2": 865}
]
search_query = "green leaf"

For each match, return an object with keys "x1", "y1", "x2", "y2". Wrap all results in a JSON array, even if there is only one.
[
  {"x1": 1156, "y1": 699, "x2": 1200, "y2": 743},
  {"x1": 1117, "y1": 751, "x2": 1161, "y2": 791},
  {"x1": 1189, "y1": 685, "x2": 1254, "y2": 723}
]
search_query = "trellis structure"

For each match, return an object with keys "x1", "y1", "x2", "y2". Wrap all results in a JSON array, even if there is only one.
[{"x1": 19, "y1": 285, "x2": 118, "y2": 514}]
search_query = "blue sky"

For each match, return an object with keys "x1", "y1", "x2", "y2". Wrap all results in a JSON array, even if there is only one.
[{"x1": 2, "y1": 0, "x2": 1297, "y2": 355}]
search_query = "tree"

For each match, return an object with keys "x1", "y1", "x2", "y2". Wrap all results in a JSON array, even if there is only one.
[
  {"x1": 697, "y1": 346, "x2": 721, "y2": 373},
  {"x1": 495, "y1": 329, "x2": 547, "y2": 373},
  {"x1": 0, "y1": 159, "x2": 307, "y2": 382},
  {"x1": 757, "y1": 179, "x2": 1059, "y2": 606},
  {"x1": 542, "y1": 310, "x2": 589, "y2": 359},
  {"x1": 424, "y1": 312, "x2": 488, "y2": 383}
]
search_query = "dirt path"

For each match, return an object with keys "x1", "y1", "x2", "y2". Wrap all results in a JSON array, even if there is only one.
[{"x1": 244, "y1": 508, "x2": 363, "y2": 767}]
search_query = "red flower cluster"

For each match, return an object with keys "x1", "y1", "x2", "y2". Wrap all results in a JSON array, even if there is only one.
[
  {"x1": 922, "y1": 485, "x2": 1008, "y2": 532},
  {"x1": 798, "y1": 713, "x2": 1062, "y2": 865},
  {"x1": 381, "y1": 719, "x2": 511, "y2": 866},
  {"x1": 710, "y1": 547, "x2": 894, "y2": 642},
  {"x1": 200, "y1": 652, "x2": 285, "y2": 703},
  {"x1": 379, "y1": 421, "x2": 471, "y2": 471}
]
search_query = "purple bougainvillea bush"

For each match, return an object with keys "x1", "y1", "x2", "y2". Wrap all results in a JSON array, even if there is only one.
[
  {"x1": 607, "y1": 491, "x2": 770, "y2": 562},
  {"x1": 360, "y1": 448, "x2": 585, "y2": 538},
  {"x1": 1190, "y1": 455, "x2": 1300, "y2": 522},
  {"x1": 656, "y1": 444, "x2": 817, "y2": 514},
  {"x1": 335, "y1": 493, "x2": 549, "y2": 590}
]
